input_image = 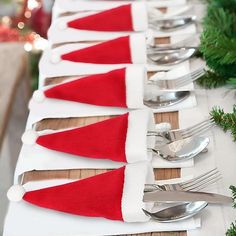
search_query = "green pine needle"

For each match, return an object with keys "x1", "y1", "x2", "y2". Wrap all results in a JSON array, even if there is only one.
[
  {"x1": 230, "y1": 185, "x2": 236, "y2": 208},
  {"x1": 199, "y1": 2, "x2": 236, "y2": 88},
  {"x1": 197, "y1": 70, "x2": 228, "y2": 88},
  {"x1": 227, "y1": 222, "x2": 236, "y2": 236},
  {"x1": 210, "y1": 106, "x2": 236, "y2": 141}
]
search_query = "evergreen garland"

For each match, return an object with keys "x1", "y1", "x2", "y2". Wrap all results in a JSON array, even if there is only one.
[
  {"x1": 227, "y1": 222, "x2": 236, "y2": 236},
  {"x1": 210, "y1": 106, "x2": 236, "y2": 141},
  {"x1": 226, "y1": 186, "x2": 236, "y2": 236},
  {"x1": 198, "y1": 0, "x2": 236, "y2": 88}
]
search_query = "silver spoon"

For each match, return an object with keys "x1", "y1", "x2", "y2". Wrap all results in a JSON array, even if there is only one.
[
  {"x1": 151, "y1": 136, "x2": 210, "y2": 162},
  {"x1": 144, "y1": 91, "x2": 190, "y2": 109},
  {"x1": 143, "y1": 201, "x2": 207, "y2": 223},
  {"x1": 148, "y1": 48, "x2": 196, "y2": 65},
  {"x1": 150, "y1": 15, "x2": 197, "y2": 32}
]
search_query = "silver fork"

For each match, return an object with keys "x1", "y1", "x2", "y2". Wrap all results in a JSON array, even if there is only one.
[
  {"x1": 145, "y1": 168, "x2": 221, "y2": 192},
  {"x1": 148, "y1": 118, "x2": 216, "y2": 143},
  {"x1": 148, "y1": 67, "x2": 205, "y2": 89}
]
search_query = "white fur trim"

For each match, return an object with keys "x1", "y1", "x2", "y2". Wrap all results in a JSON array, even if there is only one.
[
  {"x1": 131, "y1": 3, "x2": 148, "y2": 31},
  {"x1": 33, "y1": 90, "x2": 46, "y2": 103},
  {"x1": 21, "y1": 130, "x2": 38, "y2": 145},
  {"x1": 125, "y1": 110, "x2": 150, "y2": 163},
  {"x1": 7, "y1": 185, "x2": 26, "y2": 202},
  {"x1": 50, "y1": 53, "x2": 61, "y2": 64},
  {"x1": 129, "y1": 34, "x2": 147, "y2": 64},
  {"x1": 125, "y1": 66, "x2": 145, "y2": 108},
  {"x1": 57, "y1": 20, "x2": 68, "y2": 30},
  {"x1": 121, "y1": 162, "x2": 154, "y2": 222},
  {"x1": 155, "y1": 122, "x2": 172, "y2": 132}
]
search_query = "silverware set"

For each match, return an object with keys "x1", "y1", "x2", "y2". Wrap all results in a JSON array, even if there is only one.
[
  {"x1": 142, "y1": 169, "x2": 231, "y2": 222},
  {"x1": 147, "y1": 67, "x2": 205, "y2": 89},
  {"x1": 145, "y1": 168, "x2": 221, "y2": 192},
  {"x1": 147, "y1": 118, "x2": 215, "y2": 162},
  {"x1": 149, "y1": 15, "x2": 197, "y2": 32}
]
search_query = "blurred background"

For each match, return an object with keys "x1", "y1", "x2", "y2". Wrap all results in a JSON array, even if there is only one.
[{"x1": 0, "y1": 0, "x2": 53, "y2": 233}]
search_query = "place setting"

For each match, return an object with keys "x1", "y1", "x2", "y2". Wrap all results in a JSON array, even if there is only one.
[{"x1": 2, "y1": 0, "x2": 236, "y2": 236}]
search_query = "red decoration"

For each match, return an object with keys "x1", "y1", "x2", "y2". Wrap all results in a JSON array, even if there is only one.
[
  {"x1": 23, "y1": 167, "x2": 125, "y2": 220},
  {"x1": 44, "y1": 68, "x2": 127, "y2": 107},
  {"x1": 36, "y1": 114, "x2": 129, "y2": 162},
  {"x1": 61, "y1": 36, "x2": 132, "y2": 64},
  {"x1": 67, "y1": 4, "x2": 133, "y2": 32}
]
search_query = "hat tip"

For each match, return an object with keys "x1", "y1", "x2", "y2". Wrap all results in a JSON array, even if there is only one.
[
  {"x1": 50, "y1": 53, "x2": 61, "y2": 64},
  {"x1": 21, "y1": 130, "x2": 38, "y2": 145},
  {"x1": 155, "y1": 122, "x2": 171, "y2": 133},
  {"x1": 7, "y1": 185, "x2": 25, "y2": 202},
  {"x1": 33, "y1": 90, "x2": 46, "y2": 103},
  {"x1": 57, "y1": 21, "x2": 68, "y2": 30}
]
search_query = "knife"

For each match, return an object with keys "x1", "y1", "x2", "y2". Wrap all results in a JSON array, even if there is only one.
[{"x1": 143, "y1": 190, "x2": 233, "y2": 204}]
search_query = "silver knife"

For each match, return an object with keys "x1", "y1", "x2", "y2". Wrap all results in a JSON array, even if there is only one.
[{"x1": 143, "y1": 191, "x2": 233, "y2": 204}]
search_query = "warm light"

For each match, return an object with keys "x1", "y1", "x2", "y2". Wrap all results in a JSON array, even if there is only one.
[
  {"x1": 27, "y1": 0, "x2": 39, "y2": 10},
  {"x1": 24, "y1": 11, "x2": 32, "y2": 18},
  {"x1": 33, "y1": 37, "x2": 48, "y2": 51},
  {"x1": 17, "y1": 22, "x2": 25, "y2": 29},
  {"x1": 24, "y1": 43, "x2": 33, "y2": 52},
  {"x1": 1, "y1": 16, "x2": 12, "y2": 26}
]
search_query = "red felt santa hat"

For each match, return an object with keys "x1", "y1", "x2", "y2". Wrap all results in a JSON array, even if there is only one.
[
  {"x1": 21, "y1": 110, "x2": 152, "y2": 163},
  {"x1": 32, "y1": 67, "x2": 145, "y2": 108},
  {"x1": 50, "y1": 35, "x2": 146, "y2": 64},
  {"x1": 57, "y1": 3, "x2": 148, "y2": 32},
  {"x1": 7, "y1": 162, "x2": 154, "y2": 222}
]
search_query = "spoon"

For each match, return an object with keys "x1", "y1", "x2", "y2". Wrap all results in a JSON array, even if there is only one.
[
  {"x1": 152, "y1": 136, "x2": 210, "y2": 162},
  {"x1": 150, "y1": 15, "x2": 197, "y2": 32},
  {"x1": 144, "y1": 91, "x2": 190, "y2": 109},
  {"x1": 143, "y1": 201, "x2": 207, "y2": 223},
  {"x1": 148, "y1": 48, "x2": 196, "y2": 65}
]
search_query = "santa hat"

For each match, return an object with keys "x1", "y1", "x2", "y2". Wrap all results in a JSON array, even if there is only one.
[
  {"x1": 7, "y1": 162, "x2": 154, "y2": 222},
  {"x1": 21, "y1": 110, "x2": 152, "y2": 163},
  {"x1": 32, "y1": 67, "x2": 145, "y2": 108},
  {"x1": 50, "y1": 35, "x2": 147, "y2": 64},
  {"x1": 57, "y1": 3, "x2": 148, "y2": 32}
]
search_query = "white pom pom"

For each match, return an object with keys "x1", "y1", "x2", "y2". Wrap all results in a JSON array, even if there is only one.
[
  {"x1": 7, "y1": 185, "x2": 26, "y2": 202},
  {"x1": 57, "y1": 21, "x2": 67, "y2": 30},
  {"x1": 33, "y1": 90, "x2": 46, "y2": 102},
  {"x1": 21, "y1": 130, "x2": 38, "y2": 145},
  {"x1": 50, "y1": 53, "x2": 61, "y2": 64},
  {"x1": 155, "y1": 122, "x2": 171, "y2": 133}
]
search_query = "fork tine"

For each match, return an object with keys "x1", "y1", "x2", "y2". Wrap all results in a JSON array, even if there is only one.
[
  {"x1": 189, "y1": 176, "x2": 222, "y2": 192},
  {"x1": 182, "y1": 122, "x2": 215, "y2": 139},
  {"x1": 177, "y1": 118, "x2": 213, "y2": 134},
  {"x1": 183, "y1": 175, "x2": 222, "y2": 191},
  {"x1": 181, "y1": 171, "x2": 221, "y2": 190},
  {"x1": 181, "y1": 120, "x2": 215, "y2": 135},
  {"x1": 175, "y1": 68, "x2": 205, "y2": 84},
  {"x1": 176, "y1": 70, "x2": 205, "y2": 88},
  {"x1": 180, "y1": 118, "x2": 214, "y2": 134},
  {"x1": 173, "y1": 67, "x2": 205, "y2": 84},
  {"x1": 179, "y1": 168, "x2": 218, "y2": 186}
]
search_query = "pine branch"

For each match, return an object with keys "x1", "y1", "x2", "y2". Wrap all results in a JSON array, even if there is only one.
[
  {"x1": 210, "y1": 106, "x2": 236, "y2": 141},
  {"x1": 230, "y1": 185, "x2": 236, "y2": 208},
  {"x1": 227, "y1": 222, "x2": 236, "y2": 236},
  {"x1": 197, "y1": 70, "x2": 228, "y2": 88}
]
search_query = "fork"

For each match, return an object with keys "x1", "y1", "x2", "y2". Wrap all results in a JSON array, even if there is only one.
[
  {"x1": 148, "y1": 67, "x2": 205, "y2": 89},
  {"x1": 145, "y1": 168, "x2": 221, "y2": 192},
  {"x1": 148, "y1": 118, "x2": 216, "y2": 143}
]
